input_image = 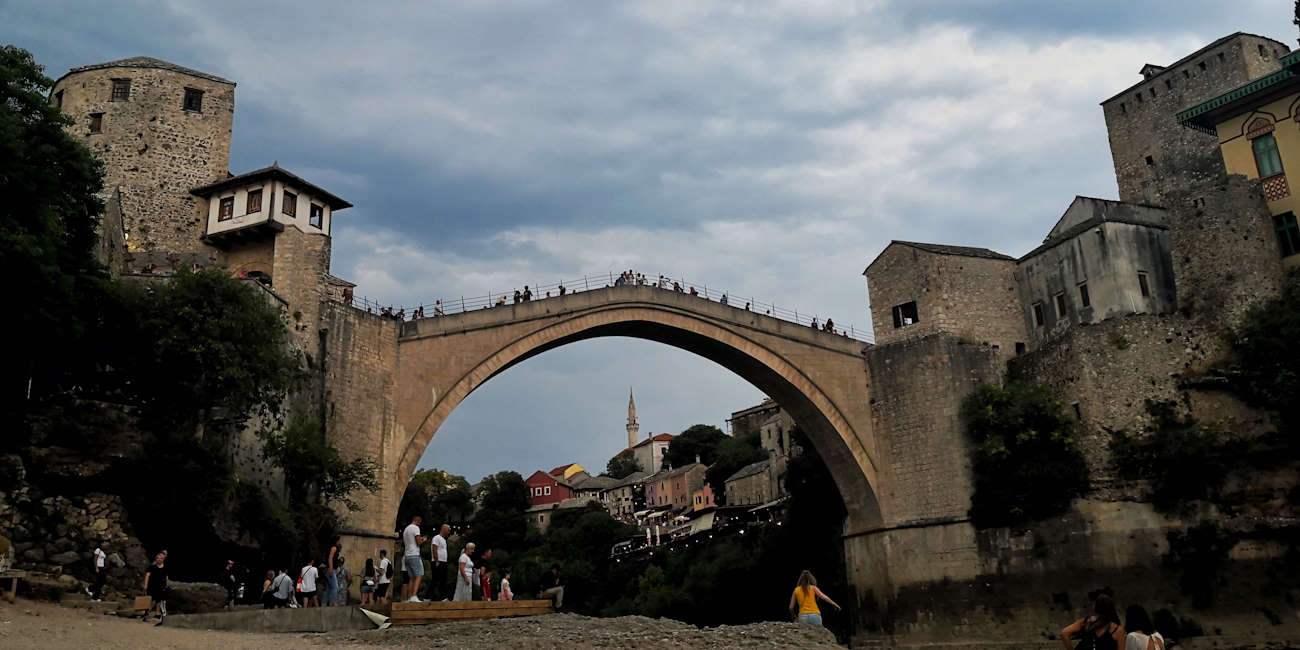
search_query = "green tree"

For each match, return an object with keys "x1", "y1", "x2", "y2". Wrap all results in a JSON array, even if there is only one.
[
  {"x1": 1231, "y1": 269, "x2": 1300, "y2": 431},
  {"x1": 471, "y1": 471, "x2": 532, "y2": 553},
  {"x1": 261, "y1": 408, "x2": 380, "y2": 511},
  {"x1": 705, "y1": 430, "x2": 765, "y2": 505},
  {"x1": 0, "y1": 44, "x2": 107, "y2": 428},
  {"x1": 397, "y1": 468, "x2": 473, "y2": 530},
  {"x1": 962, "y1": 382, "x2": 1087, "y2": 528},
  {"x1": 604, "y1": 449, "x2": 640, "y2": 479},
  {"x1": 663, "y1": 424, "x2": 727, "y2": 469}
]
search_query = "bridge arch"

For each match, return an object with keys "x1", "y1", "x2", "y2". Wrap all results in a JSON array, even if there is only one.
[{"x1": 383, "y1": 287, "x2": 883, "y2": 534}]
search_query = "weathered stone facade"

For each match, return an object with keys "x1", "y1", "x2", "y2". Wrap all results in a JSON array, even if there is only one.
[
  {"x1": 1102, "y1": 33, "x2": 1288, "y2": 205},
  {"x1": 52, "y1": 57, "x2": 235, "y2": 258},
  {"x1": 865, "y1": 243, "x2": 1027, "y2": 360}
]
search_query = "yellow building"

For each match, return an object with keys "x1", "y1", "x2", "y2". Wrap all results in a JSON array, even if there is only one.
[{"x1": 1180, "y1": 51, "x2": 1300, "y2": 266}]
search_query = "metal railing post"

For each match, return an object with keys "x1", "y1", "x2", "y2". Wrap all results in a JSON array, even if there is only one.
[{"x1": 460, "y1": 296, "x2": 465, "y2": 313}]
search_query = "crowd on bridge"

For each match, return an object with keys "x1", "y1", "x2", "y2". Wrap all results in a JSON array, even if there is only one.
[{"x1": 344, "y1": 269, "x2": 857, "y2": 339}]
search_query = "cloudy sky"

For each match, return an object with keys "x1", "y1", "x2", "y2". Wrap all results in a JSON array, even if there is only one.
[{"x1": 7, "y1": 1, "x2": 1292, "y2": 485}]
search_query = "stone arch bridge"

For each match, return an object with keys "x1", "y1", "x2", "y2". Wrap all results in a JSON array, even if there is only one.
[{"x1": 319, "y1": 284, "x2": 1001, "y2": 624}]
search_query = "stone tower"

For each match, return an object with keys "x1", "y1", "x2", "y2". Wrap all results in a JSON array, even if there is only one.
[
  {"x1": 626, "y1": 388, "x2": 639, "y2": 448},
  {"x1": 50, "y1": 57, "x2": 236, "y2": 258}
]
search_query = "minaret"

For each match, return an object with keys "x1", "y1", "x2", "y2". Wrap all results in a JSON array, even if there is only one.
[{"x1": 626, "y1": 388, "x2": 640, "y2": 448}]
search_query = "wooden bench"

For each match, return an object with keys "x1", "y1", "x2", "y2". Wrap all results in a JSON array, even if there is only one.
[
  {"x1": 388, "y1": 599, "x2": 555, "y2": 625},
  {"x1": 0, "y1": 569, "x2": 27, "y2": 604}
]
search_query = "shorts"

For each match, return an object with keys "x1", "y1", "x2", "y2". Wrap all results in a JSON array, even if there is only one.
[
  {"x1": 403, "y1": 556, "x2": 424, "y2": 577},
  {"x1": 300, "y1": 589, "x2": 317, "y2": 600},
  {"x1": 360, "y1": 581, "x2": 375, "y2": 594},
  {"x1": 797, "y1": 613, "x2": 823, "y2": 626},
  {"x1": 376, "y1": 582, "x2": 390, "y2": 598}
]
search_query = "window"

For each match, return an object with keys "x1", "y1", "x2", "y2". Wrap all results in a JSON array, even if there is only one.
[
  {"x1": 1135, "y1": 93, "x2": 1143, "y2": 104},
  {"x1": 1252, "y1": 133, "x2": 1284, "y2": 178},
  {"x1": 111, "y1": 78, "x2": 130, "y2": 101},
  {"x1": 1217, "y1": 53, "x2": 1225, "y2": 63},
  {"x1": 1164, "y1": 79, "x2": 1172, "y2": 91},
  {"x1": 53, "y1": 90, "x2": 63, "y2": 109},
  {"x1": 1183, "y1": 70, "x2": 1190, "y2": 79},
  {"x1": 1032, "y1": 302, "x2": 1045, "y2": 327},
  {"x1": 1198, "y1": 61, "x2": 1206, "y2": 71},
  {"x1": 282, "y1": 191, "x2": 297, "y2": 216},
  {"x1": 1145, "y1": 155, "x2": 1154, "y2": 166},
  {"x1": 891, "y1": 301, "x2": 919, "y2": 328},
  {"x1": 1138, "y1": 272, "x2": 1151, "y2": 298},
  {"x1": 1015, "y1": 342, "x2": 1026, "y2": 356},
  {"x1": 1054, "y1": 292, "x2": 1067, "y2": 318},
  {"x1": 1119, "y1": 102, "x2": 1126, "y2": 115},
  {"x1": 246, "y1": 188, "x2": 262, "y2": 214},
  {"x1": 218, "y1": 196, "x2": 234, "y2": 221},
  {"x1": 533, "y1": 487, "x2": 542, "y2": 496},
  {"x1": 1274, "y1": 212, "x2": 1300, "y2": 257},
  {"x1": 1078, "y1": 282, "x2": 1091, "y2": 308},
  {"x1": 1149, "y1": 88, "x2": 1156, "y2": 98},
  {"x1": 89, "y1": 113, "x2": 103, "y2": 133},
  {"x1": 1259, "y1": 44, "x2": 1268, "y2": 57},
  {"x1": 544, "y1": 486, "x2": 551, "y2": 496},
  {"x1": 309, "y1": 203, "x2": 324, "y2": 228},
  {"x1": 183, "y1": 88, "x2": 204, "y2": 113}
]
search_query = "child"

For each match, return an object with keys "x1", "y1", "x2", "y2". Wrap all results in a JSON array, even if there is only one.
[{"x1": 498, "y1": 569, "x2": 513, "y2": 601}]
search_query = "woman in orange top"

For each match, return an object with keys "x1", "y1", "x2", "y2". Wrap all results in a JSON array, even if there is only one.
[{"x1": 788, "y1": 570, "x2": 841, "y2": 626}]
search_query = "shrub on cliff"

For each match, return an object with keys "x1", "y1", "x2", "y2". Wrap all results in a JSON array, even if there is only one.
[
  {"x1": 1110, "y1": 400, "x2": 1237, "y2": 514},
  {"x1": 962, "y1": 382, "x2": 1087, "y2": 528}
]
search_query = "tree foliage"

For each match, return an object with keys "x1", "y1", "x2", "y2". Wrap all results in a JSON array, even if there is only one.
[
  {"x1": 261, "y1": 409, "x2": 379, "y2": 512},
  {"x1": 604, "y1": 449, "x2": 640, "y2": 479},
  {"x1": 1231, "y1": 269, "x2": 1300, "y2": 432},
  {"x1": 663, "y1": 424, "x2": 727, "y2": 469},
  {"x1": 469, "y1": 471, "x2": 532, "y2": 552},
  {"x1": 962, "y1": 382, "x2": 1087, "y2": 528},
  {"x1": 1110, "y1": 400, "x2": 1237, "y2": 514},
  {"x1": 397, "y1": 468, "x2": 473, "y2": 530},
  {"x1": 0, "y1": 44, "x2": 107, "y2": 423},
  {"x1": 704, "y1": 430, "x2": 765, "y2": 505}
]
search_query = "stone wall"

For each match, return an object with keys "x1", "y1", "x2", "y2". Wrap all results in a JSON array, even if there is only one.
[
  {"x1": 1165, "y1": 173, "x2": 1285, "y2": 322},
  {"x1": 866, "y1": 246, "x2": 1026, "y2": 361},
  {"x1": 97, "y1": 187, "x2": 128, "y2": 276},
  {"x1": 271, "y1": 226, "x2": 333, "y2": 359},
  {"x1": 865, "y1": 333, "x2": 1003, "y2": 527},
  {"x1": 1102, "y1": 33, "x2": 1288, "y2": 205},
  {"x1": 53, "y1": 63, "x2": 234, "y2": 255}
]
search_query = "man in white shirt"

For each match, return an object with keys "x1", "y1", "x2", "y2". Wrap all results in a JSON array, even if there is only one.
[
  {"x1": 429, "y1": 524, "x2": 450, "y2": 601},
  {"x1": 300, "y1": 561, "x2": 319, "y2": 607},
  {"x1": 376, "y1": 549, "x2": 392, "y2": 603},
  {"x1": 401, "y1": 516, "x2": 425, "y2": 602},
  {"x1": 85, "y1": 541, "x2": 107, "y2": 601}
]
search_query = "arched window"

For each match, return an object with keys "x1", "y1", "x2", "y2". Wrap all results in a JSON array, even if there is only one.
[{"x1": 1252, "y1": 132, "x2": 1284, "y2": 178}]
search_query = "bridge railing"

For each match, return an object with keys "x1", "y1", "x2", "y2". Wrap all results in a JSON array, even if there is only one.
[{"x1": 342, "y1": 272, "x2": 875, "y2": 343}]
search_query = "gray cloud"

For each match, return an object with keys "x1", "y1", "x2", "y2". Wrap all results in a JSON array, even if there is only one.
[{"x1": 5, "y1": 0, "x2": 1289, "y2": 482}]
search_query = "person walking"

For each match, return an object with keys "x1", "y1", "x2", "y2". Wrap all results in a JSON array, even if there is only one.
[
  {"x1": 539, "y1": 565, "x2": 564, "y2": 609},
  {"x1": 401, "y1": 516, "x2": 426, "y2": 603},
  {"x1": 376, "y1": 549, "x2": 392, "y2": 603},
  {"x1": 1124, "y1": 604, "x2": 1164, "y2": 650},
  {"x1": 360, "y1": 558, "x2": 377, "y2": 605},
  {"x1": 140, "y1": 552, "x2": 169, "y2": 624},
  {"x1": 475, "y1": 548, "x2": 493, "y2": 600},
  {"x1": 324, "y1": 537, "x2": 341, "y2": 606},
  {"x1": 270, "y1": 567, "x2": 293, "y2": 609},
  {"x1": 788, "y1": 570, "x2": 840, "y2": 627},
  {"x1": 299, "y1": 560, "x2": 319, "y2": 607},
  {"x1": 1060, "y1": 594, "x2": 1124, "y2": 650},
  {"x1": 430, "y1": 524, "x2": 450, "y2": 601},
  {"x1": 85, "y1": 541, "x2": 107, "y2": 601},
  {"x1": 333, "y1": 555, "x2": 350, "y2": 606},
  {"x1": 221, "y1": 559, "x2": 238, "y2": 609},
  {"x1": 453, "y1": 543, "x2": 475, "y2": 602},
  {"x1": 498, "y1": 569, "x2": 513, "y2": 601}
]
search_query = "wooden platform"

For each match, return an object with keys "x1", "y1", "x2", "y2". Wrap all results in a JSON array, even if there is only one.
[{"x1": 388, "y1": 599, "x2": 554, "y2": 625}]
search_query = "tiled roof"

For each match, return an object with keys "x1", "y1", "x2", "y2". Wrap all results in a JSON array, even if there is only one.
[
  {"x1": 190, "y1": 163, "x2": 352, "y2": 210},
  {"x1": 1102, "y1": 32, "x2": 1290, "y2": 104},
  {"x1": 572, "y1": 475, "x2": 618, "y2": 491},
  {"x1": 612, "y1": 471, "x2": 650, "y2": 488},
  {"x1": 62, "y1": 56, "x2": 234, "y2": 85},
  {"x1": 549, "y1": 463, "x2": 577, "y2": 476},
  {"x1": 892, "y1": 241, "x2": 1015, "y2": 261},
  {"x1": 724, "y1": 459, "x2": 770, "y2": 483},
  {"x1": 632, "y1": 433, "x2": 674, "y2": 449}
]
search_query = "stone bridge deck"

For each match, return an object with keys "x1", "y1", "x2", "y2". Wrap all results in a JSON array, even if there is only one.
[{"x1": 396, "y1": 284, "x2": 870, "y2": 356}]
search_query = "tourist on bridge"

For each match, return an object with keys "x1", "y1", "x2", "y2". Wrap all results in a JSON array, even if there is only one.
[
  {"x1": 513, "y1": 290, "x2": 521, "y2": 304},
  {"x1": 824, "y1": 317, "x2": 834, "y2": 333},
  {"x1": 559, "y1": 284, "x2": 566, "y2": 296},
  {"x1": 376, "y1": 549, "x2": 392, "y2": 603},
  {"x1": 719, "y1": 293, "x2": 728, "y2": 305},
  {"x1": 523, "y1": 286, "x2": 533, "y2": 301},
  {"x1": 454, "y1": 542, "x2": 476, "y2": 602},
  {"x1": 401, "y1": 515, "x2": 426, "y2": 603},
  {"x1": 1060, "y1": 594, "x2": 1124, "y2": 649},
  {"x1": 434, "y1": 299, "x2": 445, "y2": 316},
  {"x1": 430, "y1": 523, "x2": 451, "y2": 601},
  {"x1": 789, "y1": 570, "x2": 840, "y2": 627}
]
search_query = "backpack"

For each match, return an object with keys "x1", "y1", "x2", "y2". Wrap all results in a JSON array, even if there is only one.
[{"x1": 385, "y1": 561, "x2": 394, "y2": 579}]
